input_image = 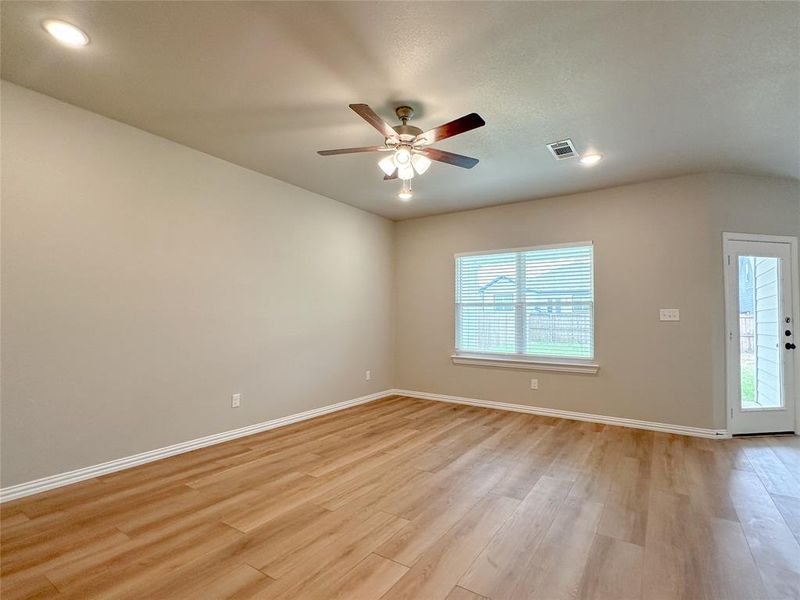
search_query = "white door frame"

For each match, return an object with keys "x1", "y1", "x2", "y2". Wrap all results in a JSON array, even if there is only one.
[{"x1": 723, "y1": 232, "x2": 800, "y2": 435}]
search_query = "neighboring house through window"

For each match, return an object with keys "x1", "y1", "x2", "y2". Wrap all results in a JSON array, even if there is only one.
[{"x1": 455, "y1": 243, "x2": 594, "y2": 360}]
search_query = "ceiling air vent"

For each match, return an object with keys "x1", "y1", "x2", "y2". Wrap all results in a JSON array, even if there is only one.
[{"x1": 546, "y1": 139, "x2": 577, "y2": 160}]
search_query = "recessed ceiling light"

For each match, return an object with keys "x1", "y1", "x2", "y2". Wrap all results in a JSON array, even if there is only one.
[
  {"x1": 579, "y1": 153, "x2": 602, "y2": 166},
  {"x1": 42, "y1": 19, "x2": 90, "y2": 47}
]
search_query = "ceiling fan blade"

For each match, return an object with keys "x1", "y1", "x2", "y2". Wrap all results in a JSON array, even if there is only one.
[
  {"x1": 317, "y1": 146, "x2": 386, "y2": 156},
  {"x1": 415, "y1": 113, "x2": 485, "y2": 145},
  {"x1": 383, "y1": 171, "x2": 399, "y2": 181},
  {"x1": 421, "y1": 148, "x2": 479, "y2": 169},
  {"x1": 349, "y1": 104, "x2": 398, "y2": 139}
]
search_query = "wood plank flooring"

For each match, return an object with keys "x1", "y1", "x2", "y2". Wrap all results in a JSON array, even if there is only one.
[{"x1": 2, "y1": 395, "x2": 799, "y2": 599}]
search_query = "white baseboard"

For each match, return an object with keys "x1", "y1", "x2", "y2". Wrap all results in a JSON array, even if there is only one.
[
  {"x1": 391, "y1": 389, "x2": 730, "y2": 439},
  {"x1": 0, "y1": 389, "x2": 395, "y2": 503},
  {"x1": 1, "y1": 387, "x2": 729, "y2": 503}
]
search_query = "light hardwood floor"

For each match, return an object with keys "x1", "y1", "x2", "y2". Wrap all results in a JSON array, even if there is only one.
[{"x1": 1, "y1": 395, "x2": 799, "y2": 600}]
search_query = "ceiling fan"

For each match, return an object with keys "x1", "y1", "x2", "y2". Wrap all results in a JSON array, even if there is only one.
[{"x1": 317, "y1": 104, "x2": 485, "y2": 200}]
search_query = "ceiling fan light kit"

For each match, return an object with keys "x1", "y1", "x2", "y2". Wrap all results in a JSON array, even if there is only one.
[
  {"x1": 411, "y1": 153, "x2": 431, "y2": 175},
  {"x1": 378, "y1": 154, "x2": 396, "y2": 176},
  {"x1": 318, "y1": 103, "x2": 486, "y2": 200}
]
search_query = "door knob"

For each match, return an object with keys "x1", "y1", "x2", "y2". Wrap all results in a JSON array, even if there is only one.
[{"x1": 787, "y1": 343, "x2": 797, "y2": 350}]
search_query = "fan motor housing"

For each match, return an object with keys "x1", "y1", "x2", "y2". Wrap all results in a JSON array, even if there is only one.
[
  {"x1": 393, "y1": 106, "x2": 420, "y2": 140},
  {"x1": 392, "y1": 124, "x2": 422, "y2": 139}
]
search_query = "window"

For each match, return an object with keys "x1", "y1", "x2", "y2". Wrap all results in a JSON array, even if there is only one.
[{"x1": 455, "y1": 243, "x2": 594, "y2": 364}]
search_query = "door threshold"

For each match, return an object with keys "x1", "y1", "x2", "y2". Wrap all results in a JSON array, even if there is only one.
[{"x1": 733, "y1": 431, "x2": 795, "y2": 437}]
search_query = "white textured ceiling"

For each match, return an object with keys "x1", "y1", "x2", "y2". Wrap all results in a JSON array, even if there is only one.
[{"x1": 2, "y1": 1, "x2": 799, "y2": 220}]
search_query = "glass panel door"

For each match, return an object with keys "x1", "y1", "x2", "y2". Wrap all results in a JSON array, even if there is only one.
[{"x1": 726, "y1": 237, "x2": 796, "y2": 435}]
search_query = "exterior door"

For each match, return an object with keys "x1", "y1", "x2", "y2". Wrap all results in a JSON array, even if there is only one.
[{"x1": 725, "y1": 235, "x2": 797, "y2": 435}]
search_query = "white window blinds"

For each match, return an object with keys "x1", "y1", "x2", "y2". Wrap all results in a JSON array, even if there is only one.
[{"x1": 455, "y1": 243, "x2": 594, "y2": 360}]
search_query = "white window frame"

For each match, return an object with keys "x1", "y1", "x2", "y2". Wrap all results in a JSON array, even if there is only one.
[{"x1": 452, "y1": 241, "x2": 599, "y2": 374}]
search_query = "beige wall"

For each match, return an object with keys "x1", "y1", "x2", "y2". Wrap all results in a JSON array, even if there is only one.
[
  {"x1": 2, "y1": 81, "x2": 798, "y2": 489},
  {"x1": 1, "y1": 83, "x2": 395, "y2": 487},
  {"x1": 395, "y1": 174, "x2": 799, "y2": 430}
]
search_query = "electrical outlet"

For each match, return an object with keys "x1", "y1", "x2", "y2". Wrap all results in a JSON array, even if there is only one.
[
  {"x1": 231, "y1": 393, "x2": 241, "y2": 408},
  {"x1": 530, "y1": 378, "x2": 539, "y2": 390},
  {"x1": 659, "y1": 309, "x2": 680, "y2": 321},
  {"x1": 365, "y1": 370, "x2": 371, "y2": 381}
]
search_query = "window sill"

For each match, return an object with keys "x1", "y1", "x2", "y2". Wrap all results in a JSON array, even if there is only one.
[{"x1": 451, "y1": 353, "x2": 600, "y2": 374}]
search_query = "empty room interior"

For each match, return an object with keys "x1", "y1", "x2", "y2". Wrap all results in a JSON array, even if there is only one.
[{"x1": 2, "y1": 2, "x2": 800, "y2": 599}]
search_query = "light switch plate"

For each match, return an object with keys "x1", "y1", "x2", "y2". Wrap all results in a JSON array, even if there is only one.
[
  {"x1": 231, "y1": 393, "x2": 241, "y2": 408},
  {"x1": 660, "y1": 309, "x2": 680, "y2": 321}
]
